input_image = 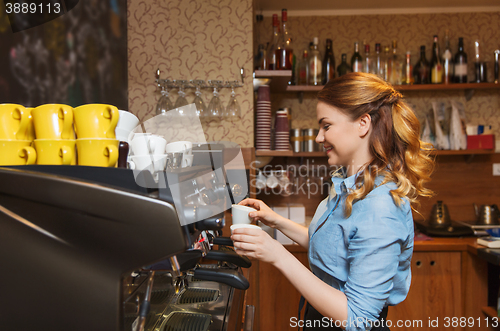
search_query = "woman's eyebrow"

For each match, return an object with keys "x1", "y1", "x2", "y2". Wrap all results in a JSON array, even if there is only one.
[{"x1": 318, "y1": 117, "x2": 327, "y2": 125}]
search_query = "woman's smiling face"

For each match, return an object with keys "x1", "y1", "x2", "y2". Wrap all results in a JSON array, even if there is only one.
[{"x1": 315, "y1": 101, "x2": 372, "y2": 172}]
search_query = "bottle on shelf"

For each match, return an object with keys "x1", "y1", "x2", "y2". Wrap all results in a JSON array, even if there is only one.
[
  {"x1": 255, "y1": 44, "x2": 267, "y2": 70},
  {"x1": 363, "y1": 44, "x2": 373, "y2": 74},
  {"x1": 383, "y1": 45, "x2": 390, "y2": 81},
  {"x1": 337, "y1": 53, "x2": 352, "y2": 77},
  {"x1": 289, "y1": 45, "x2": 296, "y2": 85},
  {"x1": 322, "y1": 38, "x2": 336, "y2": 85},
  {"x1": 413, "y1": 45, "x2": 430, "y2": 84},
  {"x1": 373, "y1": 43, "x2": 382, "y2": 77},
  {"x1": 298, "y1": 50, "x2": 309, "y2": 85},
  {"x1": 430, "y1": 35, "x2": 443, "y2": 84},
  {"x1": 402, "y1": 51, "x2": 413, "y2": 85},
  {"x1": 473, "y1": 40, "x2": 486, "y2": 83},
  {"x1": 388, "y1": 40, "x2": 402, "y2": 85},
  {"x1": 309, "y1": 37, "x2": 322, "y2": 86},
  {"x1": 276, "y1": 8, "x2": 293, "y2": 70},
  {"x1": 442, "y1": 30, "x2": 453, "y2": 84},
  {"x1": 351, "y1": 41, "x2": 363, "y2": 73},
  {"x1": 267, "y1": 14, "x2": 279, "y2": 70},
  {"x1": 454, "y1": 37, "x2": 468, "y2": 83}
]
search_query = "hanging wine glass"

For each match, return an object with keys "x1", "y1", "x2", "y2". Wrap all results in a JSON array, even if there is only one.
[
  {"x1": 156, "y1": 81, "x2": 173, "y2": 115},
  {"x1": 192, "y1": 80, "x2": 207, "y2": 117},
  {"x1": 207, "y1": 80, "x2": 224, "y2": 117},
  {"x1": 225, "y1": 80, "x2": 241, "y2": 118},
  {"x1": 174, "y1": 80, "x2": 189, "y2": 110}
]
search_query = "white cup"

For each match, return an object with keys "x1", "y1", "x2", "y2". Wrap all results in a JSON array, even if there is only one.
[
  {"x1": 182, "y1": 154, "x2": 194, "y2": 168},
  {"x1": 115, "y1": 127, "x2": 133, "y2": 142},
  {"x1": 230, "y1": 224, "x2": 263, "y2": 234},
  {"x1": 131, "y1": 134, "x2": 166, "y2": 155},
  {"x1": 166, "y1": 141, "x2": 193, "y2": 154},
  {"x1": 128, "y1": 154, "x2": 168, "y2": 173},
  {"x1": 117, "y1": 110, "x2": 140, "y2": 131},
  {"x1": 232, "y1": 204, "x2": 257, "y2": 225}
]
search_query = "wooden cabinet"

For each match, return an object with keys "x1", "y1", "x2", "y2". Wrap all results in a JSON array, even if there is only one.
[{"x1": 246, "y1": 243, "x2": 494, "y2": 331}]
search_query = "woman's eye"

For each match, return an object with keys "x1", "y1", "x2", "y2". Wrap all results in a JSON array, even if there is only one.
[{"x1": 323, "y1": 125, "x2": 330, "y2": 131}]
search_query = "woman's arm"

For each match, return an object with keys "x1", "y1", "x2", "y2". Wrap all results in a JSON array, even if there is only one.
[
  {"x1": 231, "y1": 228, "x2": 348, "y2": 326},
  {"x1": 238, "y1": 198, "x2": 310, "y2": 249}
]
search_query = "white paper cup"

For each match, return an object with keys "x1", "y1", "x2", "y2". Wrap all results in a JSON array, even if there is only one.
[
  {"x1": 232, "y1": 204, "x2": 257, "y2": 225},
  {"x1": 230, "y1": 224, "x2": 263, "y2": 234}
]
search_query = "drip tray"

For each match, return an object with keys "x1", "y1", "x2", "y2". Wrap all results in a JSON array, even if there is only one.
[
  {"x1": 178, "y1": 288, "x2": 219, "y2": 304},
  {"x1": 160, "y1": 312, "x2": 211, "y2": 331}
]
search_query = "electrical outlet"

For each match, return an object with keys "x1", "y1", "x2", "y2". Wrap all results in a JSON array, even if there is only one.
[{"x1": 493, "y1": 164, "x2": 500, "y2": 176}]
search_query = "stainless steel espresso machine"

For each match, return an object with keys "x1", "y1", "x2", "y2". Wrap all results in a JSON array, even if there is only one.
[{"x1": 0, "y1": 143, "x2": 253, "y2": 331}]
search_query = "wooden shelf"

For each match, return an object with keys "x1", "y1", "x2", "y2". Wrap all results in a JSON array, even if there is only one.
[
  {"x1": 481, "y1": 306, "x2": 498, "y2": 319},
  {"x1": 255, "y1": 149, "x2": 496, "y2": 158},
  {"x1": 254, "y1": 70, "x2": 292, "y2": 93},
  {"x1": 431, "y1": 149, "x2": 496, "y2": 155},
  {"x1": 284, "y1": 82, "x2": 500, "y2": 93}
]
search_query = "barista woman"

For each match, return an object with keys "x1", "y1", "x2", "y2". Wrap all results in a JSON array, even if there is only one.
[{"x1": 231, "y1": 72, "x2": 434, "y2": 330}]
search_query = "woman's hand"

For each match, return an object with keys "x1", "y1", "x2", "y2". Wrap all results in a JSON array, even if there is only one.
[
  {"x1": 238, "y1": 198, "x2": 284, "y2": 229},
  {"x1": 231, "y1": 228, "x2": 288, "y2": 265}
]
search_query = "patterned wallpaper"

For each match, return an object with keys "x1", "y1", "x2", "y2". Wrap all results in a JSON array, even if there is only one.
[
  {"x1": 254, "y1": 11, "x2": 500, "y2": 141},
  {"x1": 127, "y1": 0, "x2": 254, "y2": 147}
]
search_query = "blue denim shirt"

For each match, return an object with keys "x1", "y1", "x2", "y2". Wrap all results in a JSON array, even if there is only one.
[{"x1": 308, "y1": 172, "x2": 414, "y2": 330}]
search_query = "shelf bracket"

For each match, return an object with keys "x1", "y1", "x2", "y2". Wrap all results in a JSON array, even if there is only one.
[
  {"x1": 464, "y1": 89, "x2": 475, "y2": 101},
  {"x1": 297, "y1": 92, "x2": 304, "y2": 104}
]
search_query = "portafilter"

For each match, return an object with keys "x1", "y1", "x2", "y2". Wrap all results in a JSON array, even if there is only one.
[{"x1": 429, "y1": 200, "x2": 451, "y2": 228}]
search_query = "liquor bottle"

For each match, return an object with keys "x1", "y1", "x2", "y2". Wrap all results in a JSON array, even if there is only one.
[
  {"x1": 473, "y1": 40, "x2": 483, "y2": 82},
  {"x1": 442, "y1": 30, "x2": 453, "y2": 84},
  {"x1": 298, "y1": 50, "x2": 309, "y2": 85},
  {"x1": 337, "y1": 53, "x2": 352, "y2": 77},
  {"x1": 430, "y1": 35, "x2": 443, "y2": 84},
  {"x1": 388, "y1": 40, "x2": 402, "y2": 85},
  {"x1": 309, "y1": 37, "x2": 322, "y2": 86},
  {"x1": 373, "y1": 43, "x2": 382, "y2": 77},
  {"x1": 363, "y1": 44, "x2": 372, "y2": 73},
  {"x1": 276, "y1": 9, "x2": 292, "y2": 70},
  {"x1": 267, "y1": 14, "x2": 279, "y2": 70},
  {"x1": 454, "y1": 37, "x2": 468, "y2": 83},
  {"x1": 413, "y1": 45, "x2": 430, "y2": 84},
  {"x1": 351, "y1": 42, "x2": 363, "y2": 73},
  {"x1": 382, "y1": 45, "x2": 390, "y2": 81},
  {"x1": 403, "y1": 51, "x2": 413, "y2": 85},
  {"x1": 322, "y1": 39, "x2": 335, "y2": 85}
]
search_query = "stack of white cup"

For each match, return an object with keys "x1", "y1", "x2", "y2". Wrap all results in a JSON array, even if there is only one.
[
  {"x1": 128, "y1": 133, "x2": 168, "y2": 174},
  {"x1": 165, "y1": 141, "x2": 194, "y2": 170}
]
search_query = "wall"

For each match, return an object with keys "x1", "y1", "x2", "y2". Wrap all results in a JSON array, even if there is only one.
[
  {"x1": 127, "y1": 0, "x2": 254, "y2": 147},
  {"x1": 254, "y1": 11, "x2": 500, "y2": 137}
]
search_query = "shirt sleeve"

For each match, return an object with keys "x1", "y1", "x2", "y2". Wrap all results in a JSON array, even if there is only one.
[{"x1": 343, "y1": 201, "x2": 410, "y2": 331}]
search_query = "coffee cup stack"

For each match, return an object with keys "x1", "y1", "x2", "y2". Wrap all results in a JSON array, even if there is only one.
[
  {"x1": 73, "y1": 104, "x2": 120, "y2": 167},
  {"x1": 128, "y1": 133, "x2": 168, "y2": 175},
  {"x1": 0, "y1": 104, "x2": 37, "y2": 166},
  {"x1": 165, "y1": 141, "x2": 194, "y2": 170}
]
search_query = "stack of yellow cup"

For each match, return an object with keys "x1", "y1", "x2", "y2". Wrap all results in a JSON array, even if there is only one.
[
  {"x1": 32, "y1": 104, "x2": 76, "y2": 165},
  {"x1": 0, "y1": 104, "x2": 37, "y2": 166},
  {"x1": 73, "y1": 104, "x2": 120, "y2": 167}
]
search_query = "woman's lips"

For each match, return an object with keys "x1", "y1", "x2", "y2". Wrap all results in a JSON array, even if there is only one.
[{"x1": 324, "y1": 146, "x2": 333, "y2": 154}]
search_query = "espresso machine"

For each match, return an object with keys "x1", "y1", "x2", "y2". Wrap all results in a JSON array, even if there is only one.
[{"x1": 0, "y1": 142, "x2": 253, "y2": 331}]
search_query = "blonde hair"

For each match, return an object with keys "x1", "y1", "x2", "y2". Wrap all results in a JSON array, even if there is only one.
[{"x1": 317, "y1": 72, "x2": 434, "y2": 217}]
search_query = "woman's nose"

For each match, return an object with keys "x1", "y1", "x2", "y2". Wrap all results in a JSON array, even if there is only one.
[{"x1": 316, "y1": 131, "x2": 324, "y2": 144}]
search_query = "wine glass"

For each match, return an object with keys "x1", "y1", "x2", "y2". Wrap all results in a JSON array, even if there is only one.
[
  {"x1": 192, "y1": 80, "x2": 207, "y2": 117},
  {"x1": 225, "y1": 80, "x2": 241, "y2": 118},
  {"x1": 174, "y1": 80, "x2": 189, "y2": 110},
  {"x1": 207, "y1": 80, "x2": 224, "y2": 117},
  {"x1": 156, "y1": 81, "x2": 173, "y2": 115}
]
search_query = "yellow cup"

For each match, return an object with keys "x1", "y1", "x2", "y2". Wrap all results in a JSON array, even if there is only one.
[
  {"x1": 25, "y1": 108, "x2": 36, "y2": 141},
  {"x1": 0, "y1": 140, "x2": 37, "y2": 165},
  {"x1": 34, "y1": 139, "x2": 76, "y2": 165},
  {"x1": 32, "y1": 104, "x2": 74, "y2": 139},
  {"x1": 0, "y1": 104, "x2": 31, "y2": 140},
  {"x1": 76, "y1": 138, "x2": 119, "y2": 167},
  {"x1": 74, "y1": 104, "x2": 119, "y2": 139}
]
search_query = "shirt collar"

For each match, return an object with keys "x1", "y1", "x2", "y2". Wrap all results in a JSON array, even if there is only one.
[{"x1": 329, "y1": 170, "x2": 360, "y2": 200}]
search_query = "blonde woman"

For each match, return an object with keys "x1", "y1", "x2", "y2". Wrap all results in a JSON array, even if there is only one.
[{"x1": 232, "y1": 72, "x2": 434, "y2": 330}]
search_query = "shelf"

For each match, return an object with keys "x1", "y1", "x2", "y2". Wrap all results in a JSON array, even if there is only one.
[
  {"x1": 431, "y1": 149, "x2": 496, "y2": 155},
  {"x1": 254, "y1": 70, "x2": 292, "y2": 93},
  {"x1": 255, "y1": 149, "x2": 496, "y2": 158},
  {"x1": 481, "y1": 306, "x2": 498, "y2": 319},
  {"x1": 284, "y1": 82, "x2": 500, "y2": 93}
]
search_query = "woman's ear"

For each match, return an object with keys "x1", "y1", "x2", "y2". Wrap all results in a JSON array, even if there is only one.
[{"x1": 358, "y1": 114, "x2": 371, "y2": 137}]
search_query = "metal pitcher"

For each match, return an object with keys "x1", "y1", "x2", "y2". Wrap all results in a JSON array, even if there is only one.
[{"x1": 475, "y1": 204, "x2": 500, "y2": 225}]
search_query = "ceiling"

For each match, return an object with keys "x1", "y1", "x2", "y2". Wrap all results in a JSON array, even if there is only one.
[{"x1": 254, "y1": 0, "x2": 500, "y2": 16}]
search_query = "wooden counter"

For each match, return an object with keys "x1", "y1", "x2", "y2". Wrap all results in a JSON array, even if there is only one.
[{"x1": 247, "y1": 236, "x2": 497, "y2": 331}]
